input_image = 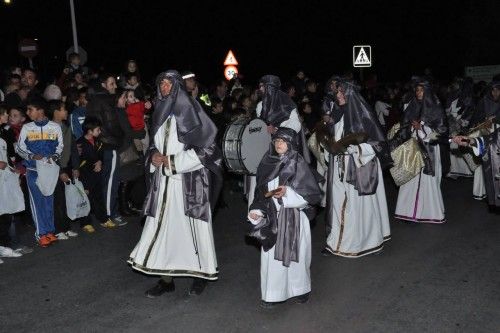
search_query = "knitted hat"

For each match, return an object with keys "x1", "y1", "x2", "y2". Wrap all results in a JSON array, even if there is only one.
[{"x1": 43, "y1": 84, "x2": 62, "y2": 101}]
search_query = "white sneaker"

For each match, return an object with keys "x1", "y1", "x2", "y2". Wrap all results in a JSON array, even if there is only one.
[
  {"x1": 0, "y1": 258, "x2": 3, "y2": 264},
  {"x1": 112, "y1": 216, "x2": 128, "y2": 227},
  {"x1": 0, "y1": 246, "x2": 23, "y2": 257},
  {"x1": 14, "y1": 246, "x2": 34, "y2": 254},
  {"x1": 65, "y1": 230, "x2": 78, "y2": 237},
  {"x1": 56, "y1": 232, "x2": 69, "y2": 240}
]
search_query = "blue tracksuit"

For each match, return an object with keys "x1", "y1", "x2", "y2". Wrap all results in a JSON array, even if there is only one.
[{"x1": 16, "y1": 119, "x2": 63, "y2": 237}]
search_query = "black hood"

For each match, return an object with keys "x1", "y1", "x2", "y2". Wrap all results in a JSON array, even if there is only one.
[
  {"x1": 259, "y1": 75, "x2": 297, "y2": 126},
  {"x1": 335, "y1": 79, "x2": 392, "y2": 168},
  {"x1": 256, "y1": 127, "x2": 321, "y2": 205},
  {"x1": 151, "y1": 70, "x2": 217, "y2": 148},
  {"x1": 475, "y1": 81, "x2": 500, "y2": 121},
  {"x1": 403, "y1": 80, "x2": 446, "y2": 130}
]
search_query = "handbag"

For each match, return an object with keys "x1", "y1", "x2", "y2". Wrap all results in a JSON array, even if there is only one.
[
  {"x1": 35, "y1": 159, "x2": 60, "y2": 196},
  {"x1": 0, "y1": 168, "x2": 25, "y2": 215},
  {"x1": 65, "y1": 179, "x2": 91, "y2": 220},
  {"x1": 389, "y1": 138, "x2": 425, "y2": 186}
]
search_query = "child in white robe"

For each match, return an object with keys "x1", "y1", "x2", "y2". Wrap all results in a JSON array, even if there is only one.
[{"x1": 247, "y1": 128, "x2": 321, "y2": 308}]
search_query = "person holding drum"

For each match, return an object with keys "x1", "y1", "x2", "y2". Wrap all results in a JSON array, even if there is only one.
[
  {"x1": 452, "y1": 110, "x2": 500, "y2": 208},
  {"x1": 128, "y1": 70, "x2": 223, "y2": 298},
  {"x1": 247, "y1": 127, "x2": 321, "y2": 308},
  {"x1": 322, "y1": 79, "x2": 392, "y2": 257},
  {"x1": 244, "y1": 75, "x2": 303, "y2": 207},
  {"x1": 469, "y1": 80, "x2": 500, "y2": 200},
  {"x1": 391, "y1": 79, "x2": 448, "y2": 224}
]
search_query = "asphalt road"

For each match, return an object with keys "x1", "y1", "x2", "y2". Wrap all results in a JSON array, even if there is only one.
[{"x1": 1, "y1": 176, "x2": 499, "y2": 333}]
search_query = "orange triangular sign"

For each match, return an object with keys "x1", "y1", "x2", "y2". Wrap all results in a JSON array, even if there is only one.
[{"x1": 224, "y1": 50, "x2": 238, "y2": 66}]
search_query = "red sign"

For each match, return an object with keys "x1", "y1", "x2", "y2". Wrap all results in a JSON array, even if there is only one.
[
  {"x1": 18, "y1": 39, "x2": 38, "y2": 58},
  {"x1": 224, "y1": 65, "x2": 239, "y2": 81}
]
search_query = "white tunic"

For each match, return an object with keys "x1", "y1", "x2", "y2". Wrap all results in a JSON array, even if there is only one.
[
  {"x1": 473, "y1": 165, "x2": 486, "y2": 200},
  {"x1": 325, "y1": 117, "x2": 391, "y2": 257},
  {"x1": 128, "y1": 116, "x2": 218, "y2": 280},
  {"x1": 395, "y1": 125, "x2": 445, "y2": 223},
  {"x1": 447, "y1": 99, "x2": 473, "y2": 178},
  {"x1": 448, "y1": 151, "x2": 473, "y2": 178},
  {"x1": 248, "y1": 177, "x2": 311, "y2": 302}
]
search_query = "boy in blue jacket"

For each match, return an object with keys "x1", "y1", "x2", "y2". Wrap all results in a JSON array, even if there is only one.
[{"x1": 16, "y1": 97, "x2": 63, "y2": 247}]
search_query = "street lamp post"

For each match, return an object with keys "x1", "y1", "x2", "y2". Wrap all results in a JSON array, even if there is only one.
[{"x1": 69, "y1": 0, "x2": 79, "y2": 53}]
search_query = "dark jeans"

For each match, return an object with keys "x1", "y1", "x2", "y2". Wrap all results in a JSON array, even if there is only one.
[
  {"x1": 54, "y1": 181, "x2": 71, "y2": 233},
  {"x1": 0, "y1": 214, "x2": 11, "y2": 247},
  {"x1": 81, "y1": 171, "x2": 108, "y2": 226}
]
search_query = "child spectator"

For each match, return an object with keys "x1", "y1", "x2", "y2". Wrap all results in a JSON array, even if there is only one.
[
  {"x1": 124, "y1": 89, "x2": 151, "y2": 152},
  {"x1": 46, "y1": 100, "x2": 80, "y2": 240},
  {"x1": 16, "y1": 96, "x2": 63, "y2": 248},
  {"x1": 0, "y1": 136, "x2": 23, "y2": 262},
  {"x1": 70, "y1": 87, "x2": 88, "y2": 140},
  {"x1": 3, "y1": 105, "x2": 34, "y2": 254},
  {"x1": 77, "y1": 117, "x2": 115, "y2": 231},
  {"x1": 8, "y1": 106, "x2": 26, "y2": 142}
]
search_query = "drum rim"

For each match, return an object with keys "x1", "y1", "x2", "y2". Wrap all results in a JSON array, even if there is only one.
[
  {"x1": 222, "y1": 118, "x2": 250, "y2": 174},
  {"x1": 222, "y1": 117, "x2": 268, "y2": 175}
]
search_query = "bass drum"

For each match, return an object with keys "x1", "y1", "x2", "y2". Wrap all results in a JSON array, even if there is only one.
[{"x1": 223, "y1": 118, "x2": 271, "y2": 175}]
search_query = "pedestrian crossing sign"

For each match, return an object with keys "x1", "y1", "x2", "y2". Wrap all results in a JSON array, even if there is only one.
[{"x1": 353, "y1": 45, "x2": 372, "y2": 68}]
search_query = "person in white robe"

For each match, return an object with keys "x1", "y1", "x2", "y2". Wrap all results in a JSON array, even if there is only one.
[
  {"x1": 128, "y1": 70, "x2": 222, "y2": 297},
  {"x1": 322, "y1": 79, "x2": 392, "y2": 258},
  {"x1": 392, "y1": 80, "x2": 447, "y2": 224},
  {"x1": 246, "y1": 75, "x2": 303, "y2": 207},
  {"x1": 469, "y1": 81, "x2": 500, "y2": 199},
  {"x1": 248, "y1": 128, "x2": 321, "y2": 308},
  {"x1": 453, "y1": 126, "x2": 500, "y2": 207},
  {"x1": 445, "y1": 79, "x2": 476, "y2": 179}
]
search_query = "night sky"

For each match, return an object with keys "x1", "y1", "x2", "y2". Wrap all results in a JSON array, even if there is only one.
[{"x1": 1, "y1": 0, "x2": 499, "y2": 85}]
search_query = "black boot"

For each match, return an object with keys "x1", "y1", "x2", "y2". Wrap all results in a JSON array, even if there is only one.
[
  {"x1": 321, "y1": 247, "x2": 333, "y2": 257},
  {"x1": 189, "y1": 278, "x2": 207, "y2": 296},
  {"x1": 294, "y1": 292, "x2": 310, "y2": 304},
  {"x1": 119, "y1": 182, "x2": 137, "y2": 216},
  {"x1": 260, "y1": 300, "x2": 277, "y2": 309},
  {"x1": 145, "y1": 279, "x2": 175, "y2": 298},
  {"x1": 126, "y1": 180, "x2": 142, "y2": 213}
]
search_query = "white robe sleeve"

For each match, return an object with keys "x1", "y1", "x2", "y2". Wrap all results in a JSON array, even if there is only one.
[
  {"x1": 282, "y1": 187, "x2": 308, "y2": 209},
  {"x1": 169, "y1": 149, "x2": 203, "y2": 174},
  {"x1": 280, "y1": 109, "x2": 302, "y2": 133},
  {"x1": 347, "y1": 143, "x2": 376, "y2": 168},
  {"x1": 414, "y1": 123, "x2": 436, "y2": 143}
]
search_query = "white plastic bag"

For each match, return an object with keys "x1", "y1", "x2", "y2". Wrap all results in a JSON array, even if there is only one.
[
  {"x1": 35, "y1": 159, "x2": 60, "y2": 196},
  {"x1": 65, "y1": 179, "x2": 91, "y2": 220},
  {"x1": 0, "y1": 168, "x2": 25, "y2": 215}
]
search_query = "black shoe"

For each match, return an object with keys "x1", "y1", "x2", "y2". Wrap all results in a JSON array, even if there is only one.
[
  {"x1": 145, "y1": 279, "x2": 175, "y2": 298},
  {"x1": 321, "y1": 247, "x2": 333, "y2": 257},
  {"x1": 188, "y1": 278, "x2": 207, "y2": 296},
  {"x1": 294, "y1": 292, "x2": 310, "y2": 304},
  {"x1": 128, "y1": 202, "x2": 142, "y2": 213},
  {"x1": 260, "y1": 300, "x2": 277, "y2": 309},
  {"x1": 119, "y1": 183, "x2": 138, "y2": 216}
]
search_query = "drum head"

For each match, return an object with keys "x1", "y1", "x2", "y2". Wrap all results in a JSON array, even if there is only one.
[{"x1": 240, "y1": 119, "x2": 271, "y2": 174}]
